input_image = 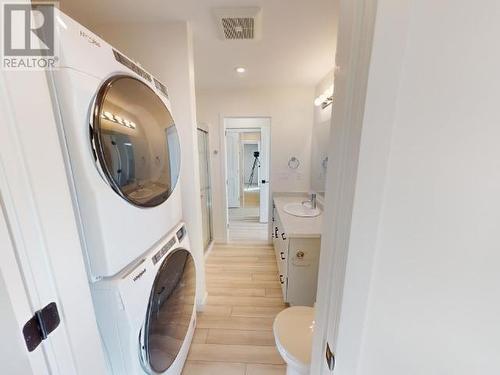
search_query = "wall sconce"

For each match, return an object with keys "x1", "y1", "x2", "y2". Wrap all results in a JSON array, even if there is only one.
[{"x1": 314, "y1": 84, "x2": 334, "y2": 109}]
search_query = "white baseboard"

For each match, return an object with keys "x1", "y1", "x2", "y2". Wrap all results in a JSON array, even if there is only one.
[
  {"x1": 196, "y1": 291, "x2": 208, "y2": 312},
  {"x1": 204, "y1": 240, "x2": 215, "y2": 259}
]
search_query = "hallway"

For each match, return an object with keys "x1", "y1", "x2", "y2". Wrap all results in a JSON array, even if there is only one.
[
  {"x1": 183, "y1": 244, "x2": 286, "y2": 375},
  {"x1": 228, "y1": 190, "x2": 268, "y2": 243}
]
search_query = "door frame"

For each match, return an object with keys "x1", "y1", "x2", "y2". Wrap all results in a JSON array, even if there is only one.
[
  {"x1": 220, "y1": 116, "x2": 272, "y2": 243},
  {"x1": 197, "y1": 127, "x2": 214, "y2": 251},
  {"x1": 311, "y1": 0, "x2": 384, "y2": 373}
]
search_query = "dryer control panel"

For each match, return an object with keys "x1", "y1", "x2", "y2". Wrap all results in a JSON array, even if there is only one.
[{"x1": 152, "y1": 237, "x2": 176, "y2": 265}]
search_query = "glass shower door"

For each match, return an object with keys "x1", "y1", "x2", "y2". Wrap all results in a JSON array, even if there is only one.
[{"x1": 197, "y1": 129, "x2": 213, "y2": 250}]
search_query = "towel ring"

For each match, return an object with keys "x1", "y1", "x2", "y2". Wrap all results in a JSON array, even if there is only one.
[
  {"x1": 288, "y1": 156, "x2": 300, "y2": 169},
  {"x1": 322, "y1": 156, "x2": 328, "y2": 169}
]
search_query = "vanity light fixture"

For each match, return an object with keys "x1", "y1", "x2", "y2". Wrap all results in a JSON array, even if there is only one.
[
  {"x1": 114, "y1": 115, "x2": 124, "y2": 124},
  {"x1": 314, "y1": 84, "x2": 334, "y2": 109},
  {"x1": 235, "y1": 66, "x2": 246, "y2": 73},
  {"x1": 103, "y1": 111, "x2": 114, "y2": 120},
  {"x1": 101, "y1": 112, "x2": 137, "y2": 129}
]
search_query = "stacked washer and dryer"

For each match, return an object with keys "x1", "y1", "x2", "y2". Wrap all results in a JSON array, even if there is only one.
[{"x1": 50, "y1": 11, "x2": 196, "y2": 374}]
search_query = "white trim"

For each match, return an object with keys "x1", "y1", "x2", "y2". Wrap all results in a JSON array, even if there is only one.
[
  {"x1": 204, "y1": 240, "x2": 215, "y2": 259},
  {"x1": 220, "y1": 116, "x2": 272, "y2": 243},
  {"x1": 197, "y1": 128, "x2": 215, "y2": 254},
  {"x1": 311, "y1": 0, "x2": 379, "y2": 373},
  {"x1": 196, "y1": 291, "x2": 209, "y2": 312}
]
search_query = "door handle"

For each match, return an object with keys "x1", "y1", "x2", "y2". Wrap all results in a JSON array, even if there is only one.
[
  {"x1": 280, "y1": 252, "x2": 286, "y2": 260},
  {"x1": 281, "y1": 233, "x2": 286, "y2": 240},
  {"x1": 326, "y1": 342, "x2": 335, "y2": 371},
  {"x1": 261, "y1": 179, "x2": 268, "y2": 184},
  {"x1": 279, "y1": 274, "x2": 285, "y2": 284}
]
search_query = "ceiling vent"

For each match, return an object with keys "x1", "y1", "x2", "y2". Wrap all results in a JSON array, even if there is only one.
[{"x1": 213, "y1": 7, "x2": 262, "y2": 40}]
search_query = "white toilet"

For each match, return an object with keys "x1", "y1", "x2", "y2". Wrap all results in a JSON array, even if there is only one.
[{"x1": 273, "y1": 306, "x2": 315, "y2": 375}]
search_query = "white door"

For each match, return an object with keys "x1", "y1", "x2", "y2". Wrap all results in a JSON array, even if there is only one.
[
  {"x1": 0, "y1": 209, "x2": 46, "y2": 375},
  {"x1": 259, "y1": 124, "x2": 270, "y2": 223},
  {"x1": 226, "y1": 131, "x2": 241, "y2": 208}
]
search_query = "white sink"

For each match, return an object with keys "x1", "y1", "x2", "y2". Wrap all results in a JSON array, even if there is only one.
[{"x1": 283, "y1": 202, "x2": 321, "y2": 218}]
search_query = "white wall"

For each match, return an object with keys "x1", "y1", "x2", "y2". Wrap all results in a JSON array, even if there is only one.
[
  {"x1": 334, "y1": 0, "x2": 500, "y2": 373},
  {"x1": 197, "y1": 87, "x2": 315, "y2": 241},
  {"x1": 92, "y1": 22, "x2": 207, "y2": 307}
]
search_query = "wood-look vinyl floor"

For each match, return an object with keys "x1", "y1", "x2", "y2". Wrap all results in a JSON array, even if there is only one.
[
  {"x1": 182, "y1": 244, "x2": 286, "y2": 375},
  {"x1": 228, "y1": 207, "x2": 269, "y2": 244}
]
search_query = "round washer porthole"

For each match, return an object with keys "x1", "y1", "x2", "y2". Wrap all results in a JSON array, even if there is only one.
[
  {"x1": 141, "y1": 249, "x2": 196, "y2": 373},
  {"x1": 92, "y1": 75, "x2": 181, "y2": 208}
]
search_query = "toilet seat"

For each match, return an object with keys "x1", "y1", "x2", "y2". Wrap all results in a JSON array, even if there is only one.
[{"x1": 273, "y1": 306, "x2": 315, "y2": 374}]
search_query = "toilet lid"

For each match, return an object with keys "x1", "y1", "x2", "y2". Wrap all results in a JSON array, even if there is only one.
[{"x1": 273, "y1": 306, "x2": 315, "y2": 366}]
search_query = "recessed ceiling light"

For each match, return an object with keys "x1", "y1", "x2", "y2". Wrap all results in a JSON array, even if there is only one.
[{"x1": 235, "y1": 67, "x2": 246, "y2": 73}]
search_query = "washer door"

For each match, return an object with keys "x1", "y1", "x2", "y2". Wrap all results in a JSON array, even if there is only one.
[
  {"x1": 92, "y1": 75, "x2": 181, "y2": 207},
  {"x1": 141, "y1": 249, "x2": 196, "y2": 373}
]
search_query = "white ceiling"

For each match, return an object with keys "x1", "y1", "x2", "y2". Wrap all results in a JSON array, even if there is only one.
[{"x1": 59, "y1": 0, "x2": 338, "y2": 90}]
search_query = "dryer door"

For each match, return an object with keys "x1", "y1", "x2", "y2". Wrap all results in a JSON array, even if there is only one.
[
  {"x1": 91, "y1": 75, "x2": 181, "y2": 207},
  {"x1": 141, "y1": 249, "x2": 196, "y2": 373}
]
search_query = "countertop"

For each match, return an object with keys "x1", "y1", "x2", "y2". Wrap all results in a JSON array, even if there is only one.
[{"x1": 273, "y1": 195, "x2": 323, "y2": 238}]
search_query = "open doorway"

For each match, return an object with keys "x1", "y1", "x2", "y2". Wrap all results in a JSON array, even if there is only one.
[{"x1": 224, "y1": 117, "x2": 271, "y2": 243}]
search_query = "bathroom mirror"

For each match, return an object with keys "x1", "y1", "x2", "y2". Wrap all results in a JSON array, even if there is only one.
[
  {"x1": 311, "y1": 70, "x2": 334, "y2": 198},
  {"x1": 310, "y1": 119, "x2": 331, "y2": 197}
]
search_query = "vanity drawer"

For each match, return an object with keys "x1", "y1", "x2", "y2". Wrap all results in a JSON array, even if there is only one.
[
  {"x1": 272, "y1": 207, "x2": 289, "y2": 301},
  {"x1": 272, "y1": 207, "x2": 281, "y2": 258},
  {"x1": 273, "y1": 209, "x2": 288, "y2": 263}
]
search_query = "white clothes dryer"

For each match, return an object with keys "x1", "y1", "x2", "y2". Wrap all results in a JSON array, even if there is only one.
[
  {"x1": 51, "y1": 11, "x2": 183, "y2": 279},
  {"x1": 92, "y1": 222, "x2": 196, "y2": 374}
]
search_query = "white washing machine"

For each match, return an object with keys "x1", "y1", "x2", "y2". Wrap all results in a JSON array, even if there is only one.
[
  {"x1": 92, "y1": 221, "x2": 196, "y2": 374},
  {"x1": 50, "y1": 11, "x2": 182, "y2": 280}
]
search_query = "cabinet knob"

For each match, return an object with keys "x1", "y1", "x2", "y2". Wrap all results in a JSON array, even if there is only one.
[
  {"x1": 296, "y1": 250, "x2": 305, "y2": 259},
  {"x1": 279, "y1": 274, "x2": 285, "y2": 284},
  {"x1": 281, "y1": 233, "x2": 287, "y2": 240},
  {"x1": 280, "y1": 251, "x2": 286, "y2": 260}
]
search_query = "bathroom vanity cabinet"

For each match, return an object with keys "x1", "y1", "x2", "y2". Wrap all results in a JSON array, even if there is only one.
[{"x1": 272, "y1": 197, "x2": 322, "y2": 306}]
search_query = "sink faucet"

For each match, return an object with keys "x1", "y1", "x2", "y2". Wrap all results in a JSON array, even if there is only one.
[
  {"x1": 310, "y1": 192, "x2": 317, "y2": 209},
  {"x1": 302, "y1": 192, "x2": 318, "y2": 209}
]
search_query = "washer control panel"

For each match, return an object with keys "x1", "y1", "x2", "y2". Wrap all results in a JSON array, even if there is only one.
[
  {"x1": 152, "y1": 237, "x2": 176, "y2": 265},
  {"x1": 176, "y1": 226, "x2": 186, "y2": 242}
]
